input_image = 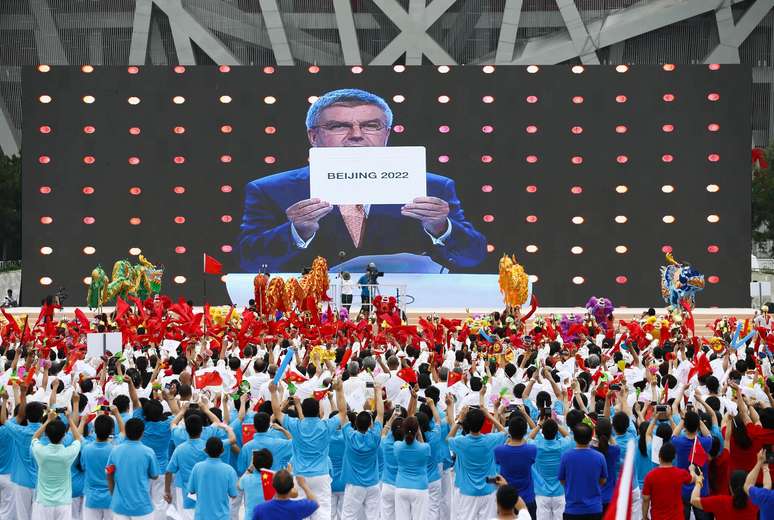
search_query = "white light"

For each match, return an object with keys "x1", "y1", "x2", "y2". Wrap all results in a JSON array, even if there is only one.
[
  {"x1": 661, "y1": 185, "x2": 674, "y2": 193},
  {"x1": 525, "y1": 245, "x2": 538, "y2": 253},
  {"x1": 174, "y1": 276, "x2": 186, "y2": 284},
  {"x1": 40, "y1": 277, "x2": 52, "y2": 285},
  {"x1": 572, "y1": 276, "x2": 585, "y2": 284},
  {"x1": 219, "y1": 95, "x2": 232, "y2": 104},
  {"x1": 571, "y1": 246, "x2": 583, "y2": 255},
  {"x1": 571, "y1": 216, "x2": 584, "y2": 224},
  {"x1": 615, "y1": 245, "x2": 628, "y2": 254},
  {"x1": 662, "y1": 215, "x2": 675, "y2": 224},
  {"x1": 707, "y1": 214, "x2": 720, "y2": 223},
  {"x1": 129, "y1": 247, "x2": 141, "y2": 255},
  {"x1": 615, "y1": 215, "x2": 628, "y2": 223}
]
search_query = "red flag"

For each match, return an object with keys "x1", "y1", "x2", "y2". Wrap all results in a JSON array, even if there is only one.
[
  {"x1": 603, "y1": 440, "x2": 635, "y2": 520},
  {"x1": 260, "y1": 469, "x2": 277, "y2": 500},
  {"x1": 447, "y1": 371, "x2": 463, "y2": 387},
  {"x1": 313, "y1": 389, "x2": 330, "y2": 401},
  {"x1": 1, "y1": 308, "x2": 20, "y2": 336},
  {"x1": 397, "y1": 367, "x2": 417, "y2": 384},
  {"x1": 74, "y1": 309, "x2": 91, "y2": 331},
  {"x1": 194, "y1": 370, "x2": 223, "y2": 389},
  {"x1": 115, "y1": 296, "x2": 130, "y2": 321},
  {"x1": 242, "y1": 423, "x2": 256, "y2": 443},
  {"x1": 203, "y1": 254, "x2": 223, "y2": 275},
  {"x1": 690, "y1": 436, "x2": 708, "y2": 467},
  {"x1": 284, "y1": 370, "x2": 308, "y2": 384}
]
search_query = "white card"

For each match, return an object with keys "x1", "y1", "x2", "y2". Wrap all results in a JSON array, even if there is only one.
[
  {"x1": 309, "y1": 146, "x2": 427, "y2": 204},
  {"x1": 86, "y1": 332, "x2": 122, "y2": 358},
  {"x1": 651, "y1": 434, "x2": 663, "y2": 464}
]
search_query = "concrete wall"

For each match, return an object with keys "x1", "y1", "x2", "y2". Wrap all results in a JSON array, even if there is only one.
[{"x1": 0, "y1": 269, "x2": 21, "y2": 301}]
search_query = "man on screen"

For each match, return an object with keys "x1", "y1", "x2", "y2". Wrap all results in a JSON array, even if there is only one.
[{"x1": 238, "y1": 88, "x2": 487, "y2": 273}]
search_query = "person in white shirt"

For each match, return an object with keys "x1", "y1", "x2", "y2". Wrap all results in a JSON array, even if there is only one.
[{"x1": 491, "y1": 479, "x2": 531, "y2": 520}]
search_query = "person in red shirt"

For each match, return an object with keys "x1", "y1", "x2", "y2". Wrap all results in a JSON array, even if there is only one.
[
  {"x1": 709, "y1": 415, "x2": 732, "y2": 496},
  {"x1": 642, "y1": 442, "x2": 697, "y2": 520},
  {"x1": 690, "y1": 468, "x2": 758, "y2": 520}
]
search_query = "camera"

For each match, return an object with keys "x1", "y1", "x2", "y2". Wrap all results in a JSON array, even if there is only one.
[
  {"x1": 541, "y1": 407, "x2": 552, "y2": 418},
  {"x1": 609, "y1": 384, "x2": 621, "y2": 391},
  {"x1": 365, "y1": 382, "x2": 374, "y2": 389},
  {"x1": 55, "y1": 287, "x2": 68, "y2": 304},
  {"x1": 416, "y1": 396, "x2": 427, "y2": 403},
  {"x1": 656, "y1": 404, "x2": 669, "y2": 413},
  {"x1": 485, "y1": 477, "x2": 499, "y2": 484},
  {"x1": 55, "y1": 407, "x2": 67, "y2": 414},
  {"x1": 99, "y1": 405, "x2": 110, "y2": 412},
  {"x1": 365, "y1": 263, "x2": 384, "y2": 283}
]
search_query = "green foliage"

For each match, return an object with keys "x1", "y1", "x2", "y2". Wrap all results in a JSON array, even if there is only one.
[{"x1": 0, "y1": 152, "x2": 21, "y2": 260}]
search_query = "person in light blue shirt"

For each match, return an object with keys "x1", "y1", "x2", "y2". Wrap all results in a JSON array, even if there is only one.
[
  {"x1": 418, "y1": 398, "x2": 448, "y2": 520},
  {"x1": 106, "y1": 418, "x2": 160, "y2": 518},
  {"x1": 238, "y1": 448, "x2": 273, "y2": 519},
  {"x1": 80, "y1": 415, "x2": 117, "y2": 518},
  {"x1": 529, "y1": 418, "x2": 574, "y2": 520},
  {"x1": 334, "y1": 378, "x2": 384, "y2": 519},
  {"x1": 394, "y1": 416, "x2": 432, "y2": 520},
  {"x1": 237, "y1": 412, "x2": 293, "y2": 474},
  {"x1": 380, "y1": 411, "x2": 403, "y2": 520},
  {"x1": 0, "y1": 390, "x2": 14, "y2": 520},
  {"x1": 188, "y1": 437, "x2": 238, "y2": 520},
  {"x1": 6, "y1": 396, "x2": 47, "y2": 519},
  {"x1": 445, "y1": 392, "x2": 507, "y2": 520},
  {"x1": 330, "y1": 415, "x2": 349, "y2": 520},
  {"x1": 164, "y1": 414, "x2": 207, "y2": 515}
]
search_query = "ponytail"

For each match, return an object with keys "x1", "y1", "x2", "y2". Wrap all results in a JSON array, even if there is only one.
[
  {"x1": 402, "y1": 416, "x2": 419, "y2": 445},
  {"x1": 595, "y1": 418, "x2": 612, "y2": 454},
  {"x1": 730, "y1": 471, "x2": 748, "y2": 510}
]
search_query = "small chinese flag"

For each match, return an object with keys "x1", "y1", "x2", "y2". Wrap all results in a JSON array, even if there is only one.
[
  {"x1": 690, "y1": 436, "x2": 708, "y2": 467},
  {"x1": 260, "y1": 469, "x2": 276, "y2": 500},
  {"x1": 242, "y1": 423, "x2": 256, "y2": 444},
  {"x1": 284, "y1": 370, "x2": 309, "y2": 384},
  {"x1": 447, "y1": 371, "x2": 463, "y2": 387},
  {"x1": 397, "y1": 367, "x2": 417, "y2": 384},
  {"x1": 203, "y1": 253, "x2": 223, "y2": 275}
]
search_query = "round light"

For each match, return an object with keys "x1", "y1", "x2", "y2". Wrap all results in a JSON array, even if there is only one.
[
  {"x1": 481, "y1": 125, "x2": 494, "y2": 133},
  {"x1": 174, "y1": 66, "x2": 185, "y2": 73},
  {"x1": 662, "y1": 245, "x2": 673, "y2": 253},
  {"x1": 707, "y1": 93, "x2": 720, "y2": 101},
  {"x1": 571, "y1": 216, "x2": 584, "y2": 224},
  {"x1": 40, "y1": 125, "x2": 52, "y2": 134},
  {"x1": 127, "y1": 96, "x2": 140, "y2": 105},
  {"x1": 82, "y1": 95, "x2": 95, "y2": 104},
  {"x1": 615, "y1": 215, "x2": 628, "y2": 223},
  {"x1": 129, "y1": 217, "x2": 141, "y2": 225},
  {"x1": 571, "y1": 65, "x2": 584, "y2": 74},
  {"x1": 392, "y1": 95, "x2": 405, "y2": 103},
  {"x1": 526, "y1": 215, "x2": 538, "y2": 223},
  {"x1": 351, "y1": 66, "x2": 363, "y2": 74},
  {"x1": 38, "y1": 65, "x2": 50, "y2": 72},
  {"x1": 662, "y1": 93, "x2": 675, "y2": 102},
  {"x1": 662, "y1": 215, "x2": 675, "y2": 223},
  {"x1": 662, "y1": 154, "x2": 674, "y2": 163},
  {"x1": 708, "y1": 153, "x2": 720, "y2": 162},
  {"x1": 174, "y1": 276, "x2": 186, "y2": 284},
  {"x1": 83, "y1": 246, "x2": 96, "y2": 255},
  {"x1": 526, "y1": 155, "x2": 538, "y2": 164},
  {"x1": 708, "y1": 275, "x2": 720, "y2": 284},
  {"x1": 220, "y1": 155, "x2": 232, "y2": 163},
  {"x1": 264, "y1": 156, "x2": 276, "y2": 164},
  {"x1": 263, "y1": 66, "x2": 275, "y2": 74},
  {"x1": 307, "y1": 96, "x2": 319, "y2": 104},
  {"x1": 616, "y1": 155, "x2": 629, "y2": 164},
  {"x1": 615, "y1": 125, "x2": 628, "y2": 134},
  {"x1": 571, "y1": 126, "x2": 583, "y2": 134},
  {"x1": 571, "y1": 156, "x2": 583, "y2": 165},
  {"x1": 615, "y1": 185, "x2": 628, "y2": 193},
  {"x1": 572, "y1": 96, "x2": 584, "y2": 104},
  {"x1": 707, "y1": 214, "x2": 720, "y2": 223},
  {"x1": 662, "y1": 124, "x2": 675, "y2": 133},
  {"x1": 616, "y1": 65, "x2": 629, "y2": 73},
  {"x1": 172, "y1": 96, "x2": 185, "y2": 104},
  {"x1": 437, "y1": 66, "x2": 450, "y2": 73},
  {"x1": 128, "y1": 156, "x2": 140, "y2": 165},
  {"x1": 174, "y1": 216, "x2": 186, "y2": 224},
  {"x1": 571, "y1": 246, "x2": 583, "y2": 255},
  {"x1": 83, "y1": 216, "x2": 95, "y2": 224},
  {"x1": 40, "y1": 216, "x2": 53, "y2": 224},
  {"x1": 438, "y1": 125, "x2": 450, "y2": 133},
  {"x1": 571, "y1": 186, "x2": 583, "y2": 194},
  {"x1": 175, "y1": 246, "x2": 186, "y2": 254},
  {"x1": 661, "y1": 185, "x2": 674, "y2": 193},
  {"x1": 40, "y1": 246, "x2": 53, "y2": 255},
  {"x1": 83, "y1": 125, "x2": 95, "y2": 134},
  {"x1": 220, "y1": 185, "x2": 233, "y2": 193},
  {"x1": 526, "y1": 95, "x2": 538, "y2": 104},
  {"x1": 129, "y1": 247, "x2": 141, "y2": 256},
  {"x1": 221, "y1": 215, "x2": 233, "y2": 223},
  {"x1": 219, "y1": 65, "x2": 231, "y2": 73},
  {"x1": 662, "y1": 64, "x2": 676, "y2": 71},
  {"x1": 481, "y1": 155, "x2": 493, "y2": 164},
  {"x1": 706, "y1": 184, "x2": 719, "y2": 192},
  {"x1": 482, "y1": 65, "x2": 495, "y2": 74},
  {"x1": 265, "y1": 126, "x2": 276, "y2": 134},
  {"x1": 129, "y1": 187, "x2": 141, "y2": 195},
  {"x1": 615, "y1": 245, "x2": 628, "y2": 254},
  {"x1": 487, "y1": 244, "x2": 495, "y2": 253},
  {"x1": 83, "y1": 277, "x2": 92, "y2": 285},
  {"x1": 393, "y1": 125, "x2": 405, "y2": 133},
  {"x1": 38, "y1": 155, "x2": 51, "y2": 164},
  {"x1": 707, "y1": 245, "x2": 719, "y2": 253},
  {"x1": 615, "y1": 276, "x2": 628, "y2": 284},
  {"x1": 615, "y1": 95, "x2": 627, "y2": 103},
  {"x1": 525, "y1": 185, "x2": 537, "y2": 193},
  {"x1": 572, "y1": 276, "x2": 584, "y2": 284},
  {"x1": 481, "y1": 185, "x2": 493, "y2": 193},
  {"x1": 438, "y1": 95, "x2": 450, "y2": 103},
  {"x1": 174, "y1": 186, "x2": 185, "y2": 194},
  {"x1": 39, "y1": 95, "x2": 52, "y2": 103},
  {"x1": 437, "y1": 155, "x2": 449, "y2": 163},
  {"x1": 173, "y1": 156, "x2": 185, "y2": 164},
  {"x1": 221, "y1": 245, "x2": 233, "y2": 253},
  {"x1": 221, "y1": 125, "x2": 233, "y2": 133},
  {"x1": 264, "y1": 96, "x2": 277, "y2": 104},
  {"x1": 82, "y1": 186, "x2": 94, "y2": 195},
  {"x1": 708, "y1": 123, "x2": 720, "y2": 132},
  {"x1": 38, "y1": 186, "x2": 52, "y2": 195},
  {"x1": 525, "y1": 245, "x2": 538, "y2": 253},
  {"x1": 129, "y1": 127, "x2": 141, "y2": 135},
  {"x1": 83, "y1": 156, "x2": 95, "y2": 164},
  {"x1": 483, "y1": 215, "x2": 494, "y2": 223},
  {"x1": 527, "y1": 65, "x2": 539, "y2": 73},
  {"x1": 526, "y1": 125, "x2": 538, "y2": 134},
  {"x1": 173, "y1": 126, "x2": 185, "y2": 134},
  {"x1": 308, "y1": 65, "x2": 320, "y2": 73},
  {"x1": 393, "y1": 65, "x2": 405, "y2": 72},
  {"x1": 40, "y1": 277, "x2": 52, "y2": 286},
  {"x1": 127, "y1": 66, "x2": 139, "y2": 74},
  {"x1": 709, "y1": 64, "x2": 721, "y2": 71}
]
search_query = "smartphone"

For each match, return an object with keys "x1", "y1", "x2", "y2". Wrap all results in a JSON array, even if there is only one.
[
  {"x1": 609, "y1": 384, "x2": 621, "y2": 391},
  {"x1": 100, "y1": 405, "x2": 111, "y2": 413},
  {"x1": 766, "y1": 445, "x2": 774, "y2": 464},
  {"x1": 55, "y1": 407, "x2": 67, "y2": 414},
  {"x1": 417, "y1": 396, "x2": 427, "y2": 403},
  {"x1": 656, "y1": 404, "x2": 669, "y2": 413},
  {"x1": 541, "y1": 407, "x2": 552, "y2": 418},
  {"x1": 485, "y1": 476, "x2": 498, "y2": 484},
  {"x1": 365, "y1": 382, "x2": 374, "y2": 389}
]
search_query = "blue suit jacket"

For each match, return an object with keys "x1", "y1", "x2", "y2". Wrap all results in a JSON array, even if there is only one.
[{"x1": 238, "y1": 166, "x2": 487, "y2": 272}]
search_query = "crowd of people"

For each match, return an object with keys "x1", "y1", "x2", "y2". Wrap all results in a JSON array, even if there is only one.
[{"x1": 0, "y1": 295, "x2": 773, "y2": 520}]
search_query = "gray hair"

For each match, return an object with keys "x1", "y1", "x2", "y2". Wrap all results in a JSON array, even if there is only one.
[
  {"x1": 305, "y1": 88, "x2": 394, "y2": 130},
  {"x1": 347, "y1": 360, "x2": 360, "y2": 376},
  {"x1": 438, "y1": 366, "x2": 449, "y2": 382},
  {"x1": 362, "y1": 356, "x2": 376, "y2": 371}
]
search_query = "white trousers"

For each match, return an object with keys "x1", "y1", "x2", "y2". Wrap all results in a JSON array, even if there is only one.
[
  {"x1": 174, "y1": 488, "x2": 195, "y2": 520},
  {"x1": 82, "y1": 507, "x2": 113, "y2": 520},
  {"x1": 439, "y1": 469, "x2": 452, "y2": 520},
  {"x1": 0, "y1": 474, "x2": 14, "y2": 520},
  {"x1": 453, "y1": 492, "x2": 496, "y2": 520},
  {"x1": 341, "y1": 484, "x2": 380, "y2": 520},
  {"x1": 31, "y1": 502, "x2": 72, "y2": 520},
  {"x1": 427, "y1": 480, "x2": 442, "y2": 520},
  {"x1": 535, "y1": 495, "x2": 565, "y2": 520},
  {"x1": 149, "y1": 478, "x2": 165, "y2": 520},
  {"x1": 332, "y1": 492, "x2": 344, "y2": 520},
  {"x1": 631, "y1": 487, "x2": 642, "y2": 520},
  {"x1": 13, "y1": 484, "x2": 35, "y2": 520},
  {"x1": 71, "y1": 496, "x2": 83, "y2": 520},
  {"x1": 113, "y1": 515, "x2": 153, "y2": 520},
  {"x1": 380, "y1": 484, "x2": 395, "y2": 520},
  {"x1": 229, "y1": 490, "x2": 242, "y2": 520},
  {"x1": 394, "y1": 488, "x2": 428, "y2": 520},
  {"x1": 299, "y1": 475, "x2": 332, "y2": 520}
]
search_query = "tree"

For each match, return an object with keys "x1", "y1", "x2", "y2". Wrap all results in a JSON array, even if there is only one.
[{"x1": 0, "y1": 152, "x2": 21, "y2": 260}]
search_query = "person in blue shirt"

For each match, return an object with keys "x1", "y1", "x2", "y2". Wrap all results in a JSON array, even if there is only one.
[
  {"x1": 238, "y1": 448, "x2": 273, "y2": 519},
  {"x1": 593, "y1": 418, "x2": 621, "y2": 511},
  {"x1": 236, "y1": 412, "x2": 293, "y2": 475},
  {"x1": 558, "y1": 422, "x2": 608, "y2": 520},
  {"x1": 164, "y1": 414, "x2": 207, "y2": 518},
  {"x1": 743, "y1": 449, "x2": 774, "y2": 520},
  {"x1": 495, "y1": 413, "x2": 538, "y2": 520},
  {"x1": 329, "y1": 412, "x2": 349, "y2": 520},
  {"x1": 269, "y1": 379, "x2": 343, "y2": 520},
  {"x1": 6, "y1": 388, "x2": 47, "y2": 519},
  {"x1": 334, "y1": 377, "x2": 384, "y2": 520},
  {"x1": 106, "y1": 418, "x2": 160, "y2": 519},
  {"x1": 417, "y1": 397, "x2": 448, "y2": 520},
  {"x1": 188, "y1": 437, "x2": 238, "y2": 520},
  {"x1": 0, "y1": 389, "x2": 14, "y2": 520},
  {"x1": 380, "y1": 410, "x2": 403, "y2": 520},
  {"x1": 394, "y1": 415, "x2": 432, "y2": 519},
  {"x1": 528, "y1": 417, "x2": 573, "y2": 520},
  {"x1": 80, "y1": 414, "x2": 118, "y2": 519},
  {"x1": 445, "y1": 390, "x2": 507, "y2": 520},
  {"x1": 671, "y1": 411, "x2": 713, "y2": 520},
  {"x1": 251, "y1": 469, "x2": 320, "y2": 520}
]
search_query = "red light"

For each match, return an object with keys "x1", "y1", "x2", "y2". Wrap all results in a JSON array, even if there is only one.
[
  {"x1": 483, "y1": 215, "x2": 494, "y2": 223},
  {"x1": 127, "y1": 66, "x2": 139, "y2": 74},
  {"x1": 264, "y1": 156, "x2": 276, "y2": 164},
  {"x1": 615, "y1": 95, "x2": 627, "y2": 103},
  {"x1": 525, "y1": 185, "x2": 537, "y2": 193},
  {"x1": 174, "y1": 216, "x2": 186, "y2": 224},
  {"x1": 219, "y1": 65, "x2": 230, "y2": 73},
  {"x1": 175, "y1": 246, "x2": 186, "y2": 254},
  {"x1": 172, "y1": 156, "x2": 184, "y2": 164},
  {"x1": 83, "y1": 125, "x2": 95, "y2": 134},
  {"x1": 707, "y1": 123, "x2": 720, "y2": 132},
  {"x1": 661, "y1": 245, "x2": 672, "y2": 253},
  {"x1": 708, "y1": 275, "x2": 720, "y2": 284},
  {"x1": 38, "y1": 156, "x2": 50, "y2": 164},
  {"x1": 129, "y1": 217, "x2": 141, "y2": 225},
  {"x1": 481, "y1": 125, "x2": 494, "y2": 134},
  {"x1": 438, "y1": 155, "x2": 450, "y2": 163},
  {"x1": 220, "y1": 155, "x2": 232, "y2": 163},
  {"x1": 662, "y1": 64, "x2": 676, "y2": 71},
  {"x1": 129, "y1": 187, "x2": 141, "y2": 195},
  {"x1": 662, "y1": 93, "x2": 675, "y2": 102},
  {"x1": 221, "y1": 215, "x2": 233, "y2": 223},
  {"x1": 174, "y1": 66, "x2": 185, "y2": 73},
  {"x1": 438, "y1": 125, "x2": 450, "y2": 133},
  {"x1": 571, "y1": 186, "x2": 583, "y2": 194},
  {"x1": 662, "y1": 154, "x2": 674, "y2": 163},
  {"x1": 707, "y1": 92, "x2": 720, "y2": 101},
  {"x1": 708, "y1": 153, "x2": 720, "y2": 162},
  {"x1": 83, "y1": 156, "x2": 95, "y2": 164},
  {"x1": 128, "y1": 156, "x2": 140, "y2": 165},
  {"x1": 308, "y1": 65, "x2": 320, "y2": 73},
  {"x1": 487, "y1": 244, "x2": 495, "y2": 253},
  {"x1": 571, "y1": 156, "x2": 583, "y2": 165},
  {"x1": 571, "y1": 126, "x2": 583, "y2": 135},
  {"x1": 39, "y1": 125, "x2": 51, "y2": 134},
  {"x1": 173, "y1": 126, "x2": 185, "y2": 134},
  {"x1": 525, "y1": 125, "x2": 538, "y2": 134},
  {"x1": 263, "y1": 66, "x2": 275, "y2": 74},
  {"x1": 615, "y1": 125, "x2": 628, "y2": 134},
  {"x1": 572, "y1": 96, "x2": 584, "y2": 104},
  {"x1": 221, "y1": 245, "x2": 233, "y2": 253},
  {"x1": 40, "y1": 216, "x2": 53, "y2": 224},
  {"x1": 83, "y1": 216, "x2": 95, "y2": 224},
  {"x1": 708, "y1": 64, "x2": 720, "y2": 71},
  {"x1": 707, "y1": 245, "x2": 719, "y2": 253},
  {"x1": 615, "y1": 276, "x2": 628, "y2": 284},
  {"x1": 481, "y1": 155, "x2": 493, "y2": 164},
  {"x1": 481, "y1": 185, "x2": 493, "y2": 193},
  {"x1": 173, "y1": 186, "x2": 185, "y2": 194},
  {"x1": 526, "y1": 95, "x2": 538, "y2": 104},
  {"x1": 39, "y1": 186, "x2": 51, "y2": 194},
  {"x1": 526, "y1": 155, "x2": 538, "y2": 164},
  {"x1": 662, "y1": 124, "x2": 674, "y2": 133},
  {"x1": 220, "y1": 125, "x2": 233, "y2": 134},
  {"x1": 616, "y1": 155, "x2": 629, "y2": 164},
  {"x1": 526, "y1": 215, "x2": 538, "y2": 223},
  {"x1": 220, "y1": 185, "x2": 233, "y2": 193},
  {"x1": 129, "y1": 127, "x2": 141, "y2": 135},
  {"x1": 265, "y1": 126, "x2": 276, "y2": 134},
  {"x1": 82, "y1": 186, "x2": 94, "y2": 195}
]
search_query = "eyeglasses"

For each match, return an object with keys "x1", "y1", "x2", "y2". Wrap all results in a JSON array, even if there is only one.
[{"x1": 313, "y1": 120, "x2": 387, "y2": 135}]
